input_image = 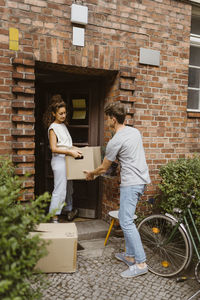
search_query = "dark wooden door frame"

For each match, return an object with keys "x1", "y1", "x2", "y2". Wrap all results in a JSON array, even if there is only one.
[{"x1": 35, "y1": 77, "x2": 105, "y2": 218}]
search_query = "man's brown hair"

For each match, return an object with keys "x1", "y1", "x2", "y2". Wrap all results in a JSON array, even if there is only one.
[{"x1": 104, "y1": 102, "x2": 127, "y2": 124}]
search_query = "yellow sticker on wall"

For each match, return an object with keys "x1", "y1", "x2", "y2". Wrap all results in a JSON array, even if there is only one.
[{"x1": 9, "y1": 28, "x2": 19, "y2": 51}]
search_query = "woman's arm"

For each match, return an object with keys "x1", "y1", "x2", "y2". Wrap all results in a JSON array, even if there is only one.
[{"x1": 49, "y1": 129, "x2": 82, "y2": 158}]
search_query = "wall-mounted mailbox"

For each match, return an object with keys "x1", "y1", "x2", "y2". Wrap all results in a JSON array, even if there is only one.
[
  {"x1": 139, "y1": 48, "x2": 160, "y2": 66},
  {"x1": 71, "y1": 4, "x2": 88, "y2": 25}
]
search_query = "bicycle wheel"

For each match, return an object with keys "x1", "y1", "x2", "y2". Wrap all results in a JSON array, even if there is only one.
[{"x1": 138, "y1": 214, "x2": 190, "y2": 277}]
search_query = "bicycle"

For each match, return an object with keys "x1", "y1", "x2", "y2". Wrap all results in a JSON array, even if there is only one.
[{"x1": 138, "y1": 196, "x2": 200, "y2": 300}]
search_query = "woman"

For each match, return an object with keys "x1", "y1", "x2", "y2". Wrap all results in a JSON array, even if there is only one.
[{"x1": 43, "y1": 95, "x2": 82, "y2": 223}]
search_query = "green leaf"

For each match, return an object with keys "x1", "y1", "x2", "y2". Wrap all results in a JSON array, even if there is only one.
[{"x1": 0, "y1": 157, "x2": 51, "y2": 299}]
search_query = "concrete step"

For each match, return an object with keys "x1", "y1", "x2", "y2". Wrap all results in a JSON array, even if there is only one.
[
  {"x1": 75, "y1": 219, "x2": 109, "y2": 241},
  {"x1": 77, "y1": 238, "x2": 121, "y2": 258}
]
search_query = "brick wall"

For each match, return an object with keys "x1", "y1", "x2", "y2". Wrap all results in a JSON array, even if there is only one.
[{"x1": 0, "y1": 0, "x2": 199, "y2": 217}]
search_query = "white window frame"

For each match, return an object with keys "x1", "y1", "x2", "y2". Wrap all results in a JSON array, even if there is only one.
[{"x1": 187, "y1": 33, "x2": 200, "y2": 112}]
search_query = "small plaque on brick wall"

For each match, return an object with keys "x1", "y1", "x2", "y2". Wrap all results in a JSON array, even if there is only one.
[
  {"x1": 139, "y1": 48, "x2": 160, "y2": 66},
  {"x1": 73, "y1": 27, "x2": 85, "y2": 47},
  {"x1": 9, "y1": 28, "x2": 19, "y2": 51}
]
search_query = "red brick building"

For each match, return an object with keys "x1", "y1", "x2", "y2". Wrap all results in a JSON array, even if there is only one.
[{"x1": 0, "y1": 0, "x2": 200, "y2": 220}]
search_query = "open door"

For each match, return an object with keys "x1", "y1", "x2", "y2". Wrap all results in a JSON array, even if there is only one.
[{"x1": 35, "y1": 76, "x2": 104, "y2": 218}]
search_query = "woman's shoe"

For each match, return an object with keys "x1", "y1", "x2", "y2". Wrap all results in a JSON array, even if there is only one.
[
  {"x1": 52, "y1": 216, "x2": 59, "y2": 223},
  {"x1": 67, "y1": 208, "x2": 79, "y2": 221}
]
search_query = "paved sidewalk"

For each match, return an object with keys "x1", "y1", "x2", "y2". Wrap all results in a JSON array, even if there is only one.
[{"x1": 42, "y1": 236, "x2": 200, "y2": 300}]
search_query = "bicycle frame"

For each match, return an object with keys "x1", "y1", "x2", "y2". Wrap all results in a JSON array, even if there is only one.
[
  {"x1": 184, "y1": 207, "x2": 200, "y2": 262},
  {"x1": 163, "y1": 204, "x2": 200, "y2": 262},
  {"x1": 163, "y1": 208, "x2": 189, "y2": 246},
  {"x1": 138, "y1": 198, "x2": 200, "y2": 300},
  {"x1": 162, "y1": 217, "x2": 183, "y2": 245},
  {"x1": 164, "y1": 203, "x2": 200, "y2": 300},
  {"x1": 184, "y1": 208, "x2": 200, "y2": 300}
]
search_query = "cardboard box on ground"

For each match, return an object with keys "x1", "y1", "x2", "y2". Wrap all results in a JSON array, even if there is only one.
[
  {"x1": 31, "y1": 223, "x2": 77, "y2": 273},
  {"x1": 66, "y1": 146, "x2": 101, "y2": 180}
]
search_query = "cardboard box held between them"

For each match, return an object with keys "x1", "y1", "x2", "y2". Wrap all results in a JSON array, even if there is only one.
[
  {"x1": 32, "y1": 223, "x2": 77, "y2": 273},
  {"x1": 66, "y1": 146, "x2": 101, "y2": 180}
]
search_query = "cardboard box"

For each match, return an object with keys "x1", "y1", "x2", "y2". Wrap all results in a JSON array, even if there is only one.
[
  {"x1": 66, "y1": 146, "x2": 101, "y2": 180},
  {"x1": 32, "y1": 223, "x2": 77, "y2": 273}
]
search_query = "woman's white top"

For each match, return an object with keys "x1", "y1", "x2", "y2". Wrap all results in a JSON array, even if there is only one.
[{"x1": 48, "y1": 123, "x2": 72, "y2": 148}]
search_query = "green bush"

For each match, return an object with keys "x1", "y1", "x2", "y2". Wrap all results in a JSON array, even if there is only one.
[
  {"x1": 0, "y1": 158, "x2": 51, "y2": 300},
  {"x1": 158, "y1": 156, "x2": 200, "y2": 227}
]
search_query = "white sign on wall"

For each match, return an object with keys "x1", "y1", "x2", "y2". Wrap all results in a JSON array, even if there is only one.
[
  {"x1": 139, "y1": 48, "x2": 160, "y2": 67},
  {"x1": 72, "y1": 27, "x2": 85, "y2": 47}
]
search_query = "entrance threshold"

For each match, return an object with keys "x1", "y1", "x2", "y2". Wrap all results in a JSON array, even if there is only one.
[{"x1": 59, "y1": 216, "x2": 109, "y2": 241}]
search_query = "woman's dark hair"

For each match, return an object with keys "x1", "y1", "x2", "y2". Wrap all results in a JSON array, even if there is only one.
[
  {"x1": 43, "y1": 94, "x2": 68, "y2": 128},
  {"x1": 104, "y1": 102, "x2": 127, "y2": 124}
]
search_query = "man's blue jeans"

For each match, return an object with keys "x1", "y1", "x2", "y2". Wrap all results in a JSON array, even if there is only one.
[{"x1": 119, "y1": 184, "x2": 146, "y2": 263}]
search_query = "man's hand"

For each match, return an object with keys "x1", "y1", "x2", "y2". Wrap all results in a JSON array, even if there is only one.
[
  {"x1": 83, "y1": 158, "x2": 112, "y2": 181},
  {"x1": 84, "y1": 170, "x2": 94, "y2": 181}
]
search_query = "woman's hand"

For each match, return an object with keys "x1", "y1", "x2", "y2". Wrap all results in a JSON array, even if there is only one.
[{"x1": 69, "y1": 149, "x2": 83, "y2": 159}]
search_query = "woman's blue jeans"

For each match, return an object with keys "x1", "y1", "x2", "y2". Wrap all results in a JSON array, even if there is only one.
[{"x1": 119, "y1": 184, "x2": 146, "y2": 263}]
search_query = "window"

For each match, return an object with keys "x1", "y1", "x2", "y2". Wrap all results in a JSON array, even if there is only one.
[{"x1": 187, "y1": 14, "x2": 200, "y2": 111}]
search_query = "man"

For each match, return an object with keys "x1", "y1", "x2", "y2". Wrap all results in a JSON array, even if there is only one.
[{"x1": 84, "y1": 102, "x2": 151, "y2": 278}]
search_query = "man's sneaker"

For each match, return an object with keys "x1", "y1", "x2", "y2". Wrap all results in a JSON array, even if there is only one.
[
  {"x1": 67, "y1": 208, "x2": 79, "y2": 221},
  {"x1": 115, "y1": 252, "x2": 135, "y2": 267},
  {"x1": 121, "y1": 264, "x2": 148, "y2": 278}
]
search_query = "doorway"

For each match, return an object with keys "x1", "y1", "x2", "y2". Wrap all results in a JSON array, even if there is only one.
[{"x1": 34, "y1": 65, "x2": 109, "y2": 218}]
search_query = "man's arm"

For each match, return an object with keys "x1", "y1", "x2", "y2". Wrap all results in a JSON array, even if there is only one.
[{"x1": 84, "y1": 157, "x2": 112, "y2": 180}]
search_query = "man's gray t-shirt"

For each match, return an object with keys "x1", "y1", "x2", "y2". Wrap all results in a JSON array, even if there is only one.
[{"x1": 105, "y1": 126, "x2": 151, "y2": 186}]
